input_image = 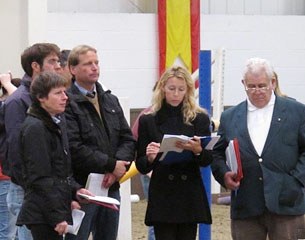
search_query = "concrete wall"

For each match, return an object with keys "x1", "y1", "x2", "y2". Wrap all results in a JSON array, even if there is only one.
[{"x1": 46, "y1": 13, "x2": 305, "y2": 108}]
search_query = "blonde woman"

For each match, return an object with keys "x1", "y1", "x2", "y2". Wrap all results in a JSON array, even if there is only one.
[{"x1": 136, "y1": 66, "x2": 212, "y2": 240}]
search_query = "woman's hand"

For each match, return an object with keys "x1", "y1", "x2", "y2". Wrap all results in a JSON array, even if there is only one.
[
  {"x1": 176, "y1": 136, "x2": 202, "y2": 155},
  {"x1": 146, "y1": 142, "x2": 160, "y2": 163},
  {"x1": 71, "y1": 200, "x2": 81, "y2": 210},
  {"x1": 76, "y1": 188, "x2": 94, "y2": 203},
  {"x1": 54, "y1": 221, "x2": 68, "y2": 236}
]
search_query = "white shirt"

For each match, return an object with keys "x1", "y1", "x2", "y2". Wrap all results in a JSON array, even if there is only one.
[{"x1": 247, "y1": 93, "x2": 275, "y2": 156}]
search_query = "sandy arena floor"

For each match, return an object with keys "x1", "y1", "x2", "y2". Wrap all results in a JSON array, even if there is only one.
[{"x1": 131, "y1": 200, "x2": 231, "y2": 240}]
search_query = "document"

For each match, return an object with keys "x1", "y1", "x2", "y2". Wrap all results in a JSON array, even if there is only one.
[
  {"x1": 83, "y1": 173, "x2": 120, "y2": 210},
  {"x1": 77, "y1": 193, "x2": 120, "y2": 211},
  {"x1": 225, "y1": 138, "x2": 243, "y2": 181},
  {"x1": 158, "y1": 134, "x2": 220, "y2": 163},
  {"x1": 85, "y1": 173, "x2": 108, "y2": 197},
  {"x1": 67, "y1": 209, "x2": 85, "y2": 235}
]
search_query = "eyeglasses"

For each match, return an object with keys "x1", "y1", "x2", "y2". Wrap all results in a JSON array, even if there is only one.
[
  {"x1": 245, "y1": 86, "x2": 269, "y2": 93},
  {"x1": 47, "y1": 59, "x2": 60, "y2": 66}
]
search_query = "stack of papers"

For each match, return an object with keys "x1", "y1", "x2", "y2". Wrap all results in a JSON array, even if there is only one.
[
  {"x1": 77, "y1": 193, "x2": 120, "y2": 210},
  {"x1": 225, "y1": 138, "x2": 243, "y2": 181},
  {"x1": 158, "y1": 134, "x2": 220, "y2": 164},
  {"x1": 85, "y1": 173, "x2": 108, "y2": 197},
  {"x1": 81, "y1": 173, "x2": 120, "y2": 210}
]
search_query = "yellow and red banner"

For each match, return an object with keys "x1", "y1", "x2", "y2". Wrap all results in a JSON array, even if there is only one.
[{"x1": 158, "y1": 0, "x2": 200, "y2": 76}]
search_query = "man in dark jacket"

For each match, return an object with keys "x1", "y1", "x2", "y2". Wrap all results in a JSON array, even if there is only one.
[
  {"x1": 64, "y1": 45, "x2": 135, "y2": 240},
  {"x1": 212, "y1": 57, "x2": 305, "y2": 240},
  {"x1": 3, "y1": 43, "x2": 61, "y2": 240}
]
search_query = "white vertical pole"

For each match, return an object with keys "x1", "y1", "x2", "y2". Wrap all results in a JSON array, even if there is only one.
[{"x1": 117, "y1": 97, "x2": 132, "y2": 240}]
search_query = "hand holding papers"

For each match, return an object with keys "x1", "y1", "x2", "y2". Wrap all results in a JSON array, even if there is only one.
[
  {"x1": 85, "y1": 173, "x2": 109, "y2": 196},
  {"x1": 81, "y1": 173, "x2": 120, "y2": 210},
  {"x1": 158, "y1": 134, "x2": 220, "y2": 164},
  {"x1": 225, "y1": 138, "x2": 243, "y2": 181},
  {"x1": 77, "y1": 193, "x2": 120, "y2": 211},
  {"x1": 67, "y1": 209, "x2": 85, "y2": 235}
]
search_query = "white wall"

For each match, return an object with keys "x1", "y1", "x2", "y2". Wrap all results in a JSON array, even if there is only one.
[
  {"x1": 47, "y1": 13, "x2": 159, "y2": 108},
  {"x1": 0, "y1": 0, "x2": 27, "y2": 77},
  {"x1": 47, "y1": 0, "x2": 305, "y2": 15},
  {"x1": 47, "y1": 13, "x2": 305, "y2": 108}
]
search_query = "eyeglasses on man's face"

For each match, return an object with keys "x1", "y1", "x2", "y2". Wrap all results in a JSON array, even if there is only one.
[{"x1": 245, "y1": 85, "x2": 270, "y2": 93}]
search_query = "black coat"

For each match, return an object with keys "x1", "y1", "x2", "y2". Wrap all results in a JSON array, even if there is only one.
[
  {"x1": 136, "y1": 103, "x2": 213, "y2": 226},
  {"x1": 64, "y1": 82, "x2": 136, "y2": 189},
  {"x1": 17, "y1": 103, "x2": 80, "y2": 227}
]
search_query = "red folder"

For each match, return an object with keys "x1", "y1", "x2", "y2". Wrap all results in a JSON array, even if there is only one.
[
  {"x1": 225, "y1": 138, "x2": 243, "y2": 182},
  {"x1": 233, "y1": 138, "x2": 243, "y2": 181}
]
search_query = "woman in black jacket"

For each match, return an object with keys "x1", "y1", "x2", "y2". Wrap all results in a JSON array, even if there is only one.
[
  {"x1": 17, "y1": 72, "x2": 90, "y2": 240},
  {"x1": 136, "y1": 66, "x2": 213, "y2": 240}
]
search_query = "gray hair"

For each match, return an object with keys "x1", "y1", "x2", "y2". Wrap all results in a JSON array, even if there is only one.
[{"x1": 243, "y1": 57, "x2": 274, "y2": 82}]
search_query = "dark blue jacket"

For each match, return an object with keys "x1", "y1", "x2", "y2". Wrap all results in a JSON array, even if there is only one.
[
  {"x1": 4, "y1": 74, "x2": 32, "y2": 186},
  {"x1": 212, "y1": 96, "x2": 305, "y2": 219}
]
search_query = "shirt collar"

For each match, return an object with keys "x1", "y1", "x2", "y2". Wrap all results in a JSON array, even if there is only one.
[
  {"x1": 247, "y1": 92, "x2": 276, "y2": 112},
  {"x1": 74, "y1": 81, "x2": 96, "y2": 96},
  {"x1": 52, "y1": 115, "x2": 61, "y2": 124}
]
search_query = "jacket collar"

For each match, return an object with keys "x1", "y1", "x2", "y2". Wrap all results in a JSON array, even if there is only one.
[
  {"x1": 27, "y1": 103, "x2": 61, "y2": 133},
  {"x1": 21, "y1": 74, "x2": 32, "y2": 89}
]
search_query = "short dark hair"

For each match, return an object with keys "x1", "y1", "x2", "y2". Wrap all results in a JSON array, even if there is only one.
[
  {"x1": 31, "y1": 72, "x2": 66, "y2": 105},
  {"x1": 59, "y1": 49, "x2": 71, "y2": 68},
  {"x1": 21, "y1": 43, "x2": 60, "y2": 77}
]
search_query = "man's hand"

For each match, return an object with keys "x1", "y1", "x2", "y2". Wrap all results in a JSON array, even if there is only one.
[
  {"x1": 113, "y1": 160, "x2": 130, "y2": 179},
  {"x1": 102, "y1": 172, "x2": 116, "y2": 188},
  {"x1": 224, "y1": 171, "x2": 240, "y2": 190}
]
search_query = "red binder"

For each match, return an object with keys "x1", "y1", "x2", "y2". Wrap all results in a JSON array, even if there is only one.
[
  {"x1": 225, "y1": 138, "x2": 243, "y2": 182},
  {"x1": 233, "y1": 138, "x2": 243, "y2": 181}
]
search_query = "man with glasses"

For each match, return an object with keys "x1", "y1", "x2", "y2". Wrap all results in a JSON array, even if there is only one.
[
  {"x1": 58, "y1": 49, "x2": 72, "y2": 87},
  {"x1": 212, "y1": 57, "x2": 305, "y2": 240},
  {"x1": 3, "y1": 43, "x2": 61, "y2": 240}
]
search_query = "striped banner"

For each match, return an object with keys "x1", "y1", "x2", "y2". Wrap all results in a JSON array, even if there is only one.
[{"x1": 158, "y1": 0, "x2": 200, "y2": 77}]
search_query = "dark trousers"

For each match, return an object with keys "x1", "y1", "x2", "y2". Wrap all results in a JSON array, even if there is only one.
[
  {"x1": 153, "y1": 223, "x2": 197, "y2": 240},
  {"x1": 231, "y1": 211, "x2": 305, "y2": 240},
  {"x1": 29, "y1": 224, "x2": 62, "y2": 240}
]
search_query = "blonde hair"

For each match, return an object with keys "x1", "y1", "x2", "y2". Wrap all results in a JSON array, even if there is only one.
[
  {"x1": 273, "y1": 72, "x2": 287, "y2": 97},
  {"x1": 151, "y1": 66, "x2": 206, "y2": 125}
]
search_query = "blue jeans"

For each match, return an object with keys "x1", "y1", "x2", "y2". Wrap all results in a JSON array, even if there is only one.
[
  {"x1": 7, "y1": 182, "x2": 32, "y2": 240},
  {"x1": 66, "y1": 189, "x2": 120, "y2": 240},
  {"x1": 0, "y1": 180, "x2": 16, "y2": 240},
  {"x1": 140, "y1": 175, "x2": 155, "y2": 240}
]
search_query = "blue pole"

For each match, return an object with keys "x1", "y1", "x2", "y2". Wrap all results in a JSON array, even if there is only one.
[{"x1": 198, "y1": 50, "x2": 212, "y2": 240}]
